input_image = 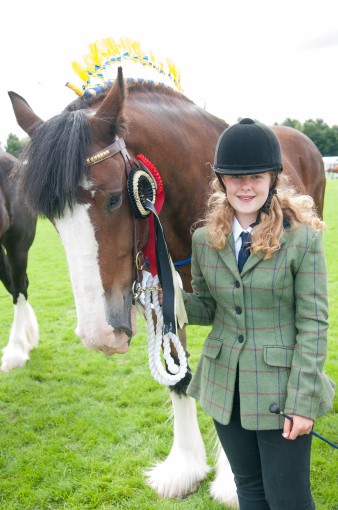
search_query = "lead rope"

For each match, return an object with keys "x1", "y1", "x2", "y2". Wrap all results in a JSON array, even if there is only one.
[
  {"x1": 143, "y1": 273, "x2": 188, "y2": 386},
  {"x1": 127, "y1": 154, "x2": 188, "y2": 386}
]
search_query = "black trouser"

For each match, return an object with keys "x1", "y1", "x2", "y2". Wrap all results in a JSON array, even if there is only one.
[{"x1": 214, "y1": 378, "x2": 315, "y2": 510}]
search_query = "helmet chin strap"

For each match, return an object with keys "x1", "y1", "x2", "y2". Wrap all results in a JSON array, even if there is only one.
[
  {"x1": 260, "y1": 175, "x2": 278, "y2": 214},
  {"x1": 216, "y1": 173, "x2": 227, "y2": 194},
  {"x1": 260, "y1": 186, "x2": 277, "y2": 214},
  {"x1": 254, "y1": 176, "x2": 278, "y2": 225}
]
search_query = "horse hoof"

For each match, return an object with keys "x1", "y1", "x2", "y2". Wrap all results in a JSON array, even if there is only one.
[
  {"x1": 0, "y1": 353, "x2": 29, "y2": 372},
  {"x1": 144, "y1": 455, "x2": 210, "y2": 498},
  {"x1": 209, "y1": 480, "x2": 239, "y2": 508}
]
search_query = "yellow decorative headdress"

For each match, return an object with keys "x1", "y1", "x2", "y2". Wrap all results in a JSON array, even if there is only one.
[{"x1": 66, "y1": 37, "x2": 182, "y2": 97}]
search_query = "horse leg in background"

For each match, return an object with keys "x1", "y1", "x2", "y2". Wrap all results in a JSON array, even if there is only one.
[
  {"x1": 0, "y1": 244, "x2": 39, "y2": 372},
  {"x1": 210, "y1": 437, "x2": 239, "y2": 506}
]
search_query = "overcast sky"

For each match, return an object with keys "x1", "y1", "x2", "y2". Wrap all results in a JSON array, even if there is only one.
[{"x1": 1, "y1": 0, "x2": 337, "y2": 145}]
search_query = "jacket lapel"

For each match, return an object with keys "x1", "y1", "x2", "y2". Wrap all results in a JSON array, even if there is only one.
[
  {"x1": 240, "y1": 250, "x2": 264, "y2": 275},
  {"x1": 217, "y1": 234, "x2": 240, "y2": 274},
  {"x1": 240, "y1": 228, "x2": 289, "y2": 275},
  {"x1": 217, "y1": 229, "x2": 289, "y2": 276}
]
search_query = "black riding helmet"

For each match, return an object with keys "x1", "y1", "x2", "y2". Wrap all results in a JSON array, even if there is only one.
[{"x1": 214, "y1": 118, "x2": 283, "y2": 214}]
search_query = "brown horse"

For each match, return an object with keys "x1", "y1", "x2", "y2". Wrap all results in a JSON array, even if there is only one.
[
  {"x1": 0, "y1": 148, "x2": 39, "y2": 372},
  {"x1": 8, "y1": 69, "x2": 325, "y2": 505}
]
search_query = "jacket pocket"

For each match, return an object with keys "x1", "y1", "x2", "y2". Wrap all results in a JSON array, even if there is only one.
[
  {"x1": 202, "y1": 337, "x2": 223, "y2": 359},
  {"x1": 263, "y1": 345, "x2": 295, "y2": 368}
]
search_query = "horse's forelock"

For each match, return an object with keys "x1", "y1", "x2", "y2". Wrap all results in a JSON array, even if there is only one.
[{"x1": 17, "y1": 109, "x2": 92, "y2": 219}]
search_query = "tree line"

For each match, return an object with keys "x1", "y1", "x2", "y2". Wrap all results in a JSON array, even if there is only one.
[
  {"x1": 3, "y1": 118, "x2": 338, "y2": 158},
  {"x1": 277, "y1": 118, "x2": 338, "y2": 157}
]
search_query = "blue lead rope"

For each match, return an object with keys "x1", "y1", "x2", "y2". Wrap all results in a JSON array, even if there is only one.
[
  {"x1": 174, "y1": 256, "x2": 191, "y2": 267},
  {"x1": 145, "y1": 256, "x2": 191, "y2": 268}
]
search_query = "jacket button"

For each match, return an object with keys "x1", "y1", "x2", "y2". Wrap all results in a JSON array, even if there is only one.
[
  {"x1": 238, "y1": 335, "x2": 244, "y2": 343},
  {"x1": 235, "y1": 306, "x2": 242, "y2": 315},
  {"x1": 234, "y1": 281, "x2": 240, "y2": 288}
]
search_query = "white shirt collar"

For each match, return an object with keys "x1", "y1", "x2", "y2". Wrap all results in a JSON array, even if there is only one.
[{"x1": 232, "y1": 216, "x2": 253, "y2": 244}]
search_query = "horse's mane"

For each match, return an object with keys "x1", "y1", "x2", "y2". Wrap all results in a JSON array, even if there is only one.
[
  {"x1": 66, "y1": 78, "x2": 193, "y2": 112},
  {"x1": 15, "y1": 80, "x2": 193, "y2": 219}
]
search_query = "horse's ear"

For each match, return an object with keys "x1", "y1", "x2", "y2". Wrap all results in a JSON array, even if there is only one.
[
  {"x1": 8, "y1": 91, "x2": 44, "y2": 137},
  {"x1": 92, "y1": 66, "x2": 125, "y2": 140}
]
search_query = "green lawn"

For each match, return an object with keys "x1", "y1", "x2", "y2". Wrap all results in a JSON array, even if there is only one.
[{"x1": 0, "y1": 181, "x2": 337, "y2": 510}]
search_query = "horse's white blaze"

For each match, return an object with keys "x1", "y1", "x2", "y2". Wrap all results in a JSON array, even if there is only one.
[
  {"x1": 1, "y1": 293, "x2": 39, "y2": 372},
  {"x1": 55, "y1": 204, "x2": 132, "y2": 354},
  {"x1": 145, "y1": 393, "x2": 210, "y2": 497}
]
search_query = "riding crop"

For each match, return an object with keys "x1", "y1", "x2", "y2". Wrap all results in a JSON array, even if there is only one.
[{"x1": 269, "y1": 404, "x2": 338, "y2": 449}]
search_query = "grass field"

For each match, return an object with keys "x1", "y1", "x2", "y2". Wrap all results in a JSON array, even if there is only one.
[{"x1": 0, "y1": 181, "x2": 337, "y2": 510}]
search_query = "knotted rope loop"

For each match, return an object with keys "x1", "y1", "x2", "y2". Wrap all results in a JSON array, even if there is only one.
[{"x1": 143, "y1": 273, "x2": 188, "y2": 386}]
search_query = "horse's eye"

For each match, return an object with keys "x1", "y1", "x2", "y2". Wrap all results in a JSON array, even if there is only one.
[{"x1": 108, "y1": 193, "x2": 121, "y2": 210}]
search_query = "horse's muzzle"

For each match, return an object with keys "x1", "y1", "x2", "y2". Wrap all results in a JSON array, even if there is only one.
[{"x1": 75, "y1": 323, "x2": 131, "y2": 355}]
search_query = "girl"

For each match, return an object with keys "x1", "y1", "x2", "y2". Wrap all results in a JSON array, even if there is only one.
[{"x1": 182, "y1": 118, "x2": 335, "y2": 510}]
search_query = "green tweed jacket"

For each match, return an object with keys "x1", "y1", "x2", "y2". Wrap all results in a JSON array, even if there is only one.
[{"x1": 182, "y1": 223, "x2": 335, "y2": 430}]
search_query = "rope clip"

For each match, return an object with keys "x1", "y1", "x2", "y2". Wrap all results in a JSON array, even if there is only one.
[{"x1": 132, "y1": 281, "x2": 142, "y2": 301}]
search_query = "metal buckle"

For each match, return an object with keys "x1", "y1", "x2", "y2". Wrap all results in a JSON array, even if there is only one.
[{"x1": 135, "y1": 251, "x2": 145, "y2": 271}]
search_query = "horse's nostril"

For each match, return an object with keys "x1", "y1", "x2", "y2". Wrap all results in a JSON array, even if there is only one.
[{"x1": 115, "y1": 327, "x2": 132, "y2": 339}]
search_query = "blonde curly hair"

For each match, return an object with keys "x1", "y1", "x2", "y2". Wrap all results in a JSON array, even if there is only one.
[{"x1": 201, "y1": 172, "x2": 325, "y2": 260}]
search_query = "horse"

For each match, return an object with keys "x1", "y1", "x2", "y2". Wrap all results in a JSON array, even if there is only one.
[
  {"x1": 8, "y1": 68, "x2": 325, "y2": 505},
  {"x1": 0, "y1": 148, "x2": 39, "y2": 372}
]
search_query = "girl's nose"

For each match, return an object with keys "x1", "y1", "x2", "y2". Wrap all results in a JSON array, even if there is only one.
[{"x1": 240, "y1": 177, "x2": 251, "y2": 187}]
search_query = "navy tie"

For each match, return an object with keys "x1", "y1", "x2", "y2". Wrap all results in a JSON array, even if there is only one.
[{"x1": 238, "y1": 231, "x2": 251, "y2": 272}]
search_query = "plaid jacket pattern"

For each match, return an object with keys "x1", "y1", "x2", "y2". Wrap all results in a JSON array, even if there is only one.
[{"x1": 183, "y1": 224, "x2": 335, "y2": 430}]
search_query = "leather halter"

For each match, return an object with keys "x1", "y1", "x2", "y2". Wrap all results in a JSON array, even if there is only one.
[
  {"x1": 85, "y1": 136, "x2": 146, "y2": 294},
  {"x1": 85, "y1": 137, "x2": 133, "y2": 168}
]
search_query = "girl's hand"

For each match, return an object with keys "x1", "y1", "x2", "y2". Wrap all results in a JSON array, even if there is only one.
[{"x1": 282, "y1": 415, "x2": 314, "y2": 440}]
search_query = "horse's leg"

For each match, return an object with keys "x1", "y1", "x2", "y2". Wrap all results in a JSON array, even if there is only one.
[
  {"x1": 0, "y1": 244, "x2": 12, "y2": 294},
  {"x1": 141, "y1": 271, "x2": 238, "y2": 502},
  {"x1": 146, "y1": 392, "x2": 209, "y2": 498},
  {"x1": 144, "y1": 324, "x2": 209, "y2": 497},
  {"x1": 1, "y1": 244, "x2": 38, "y2": 372},
  {"x1": 144, "y1": 322, "x2": 238, "y2": 504},
  {"x1": 210, "y1": 438, "x2": 239, "y2": 507},
  {"x1": 1, "y1": 294, "x2": 39, "y2": 372}
]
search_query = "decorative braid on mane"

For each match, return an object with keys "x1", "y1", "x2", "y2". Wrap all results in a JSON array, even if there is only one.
[
  {"x1": 15, "y1": 109, "x2": 92, "y2": 219},
  {"x1": 67, "y1": 78, "x2": 193, "y2": 111},
  {"x1": 68, "y1": 36, "x2": 183, "y2": 97}
]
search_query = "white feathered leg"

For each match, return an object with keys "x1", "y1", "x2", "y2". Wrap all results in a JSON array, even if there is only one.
[
  {"x1": 210, "y1": 438, "x2": 239, "y2": 507},
  {"x1": 145, "y1": 392, "x2": 210, "y2": 498},
  {"x1": 1, "y1": 294, "x2": 39, "y2": 372}
]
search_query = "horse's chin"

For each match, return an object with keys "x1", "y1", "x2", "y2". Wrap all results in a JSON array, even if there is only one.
[
  {"x1": 97, "y1": 336, "x2": 130, "y2": 355},
  {"x1": 76, "y1": 327, "x2": 131, "y2": 355},
  {"x1": 75, "y1": 306, "x2": 136, "y2": 355}
]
